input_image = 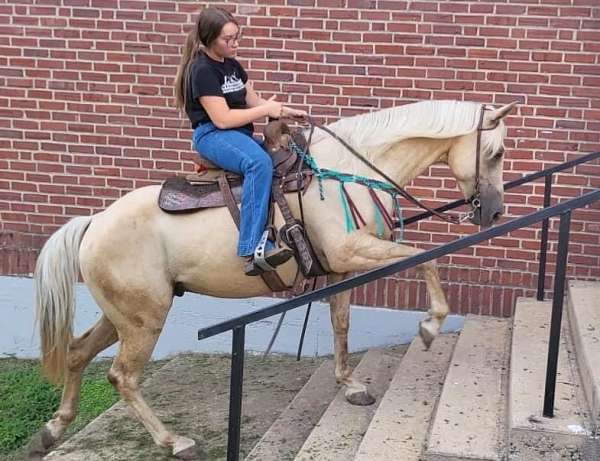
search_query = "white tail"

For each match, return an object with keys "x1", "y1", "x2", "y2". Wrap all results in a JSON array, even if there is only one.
[{"x1": 34, "y1": 215, "x2": 92, "y2": 384}]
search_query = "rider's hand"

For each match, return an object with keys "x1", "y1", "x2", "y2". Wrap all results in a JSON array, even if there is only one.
[
  {"x1": 264, "y1": 95, "x2": 283, "y2": 119},
  {"x1": 281, "y1": 106, "x2": 308, "y2": 119}
]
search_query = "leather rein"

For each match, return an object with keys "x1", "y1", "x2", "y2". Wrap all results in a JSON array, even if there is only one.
[{"x1": 295, "y1": 106, "x2": 497, "y2": 225}]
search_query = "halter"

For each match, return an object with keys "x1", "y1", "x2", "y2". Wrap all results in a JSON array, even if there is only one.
[{"x1": 300, "y1": 104, "x2": 497, "y2": 225}]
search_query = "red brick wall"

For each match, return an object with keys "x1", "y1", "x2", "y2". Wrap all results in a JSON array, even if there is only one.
[{"x1": 1, "y1": 0, "x2": 599, "y2": 317}]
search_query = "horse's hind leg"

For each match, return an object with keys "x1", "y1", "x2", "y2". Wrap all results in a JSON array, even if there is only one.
[
  {"x1": 28, "y1": 315, "x2": 118, "y2": 457},
  {"x1": 328, "y1": 273, "x2": 376, "y2": 406},
  {"x1": 107, "y1": 326, "x2": 200, "y2": 459},
  {"x1": 98, "y1": 289, "x2": 201, "y2": 460}
]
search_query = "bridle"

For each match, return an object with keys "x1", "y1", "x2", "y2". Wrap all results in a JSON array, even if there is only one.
[
  {"x1": 470, "y1": 106, "x2": 502, "y2": 222},
  {"x1": 297, "y1": 105, "x2": 499, "y2": 225}
]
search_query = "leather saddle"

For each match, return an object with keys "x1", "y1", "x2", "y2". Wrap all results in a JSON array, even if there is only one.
[{"x1": 158, "y1": 122, "x2": 313, "y2": 213}]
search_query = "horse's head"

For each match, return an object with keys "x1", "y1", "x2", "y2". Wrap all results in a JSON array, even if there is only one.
[{"x1": 447, "y1": 101, "x2": 517, "y2": 227}]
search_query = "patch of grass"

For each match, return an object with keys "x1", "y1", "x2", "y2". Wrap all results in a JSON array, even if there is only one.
[
  {"x1": 0, "y1": 359, "x2": 60, "y2": 454},
  {"x1": 0, "y1": 358, "x2": 119, "y2": 457},
  {"x1": 66, "y1": 374, "x2": 120, "y2": 437}
]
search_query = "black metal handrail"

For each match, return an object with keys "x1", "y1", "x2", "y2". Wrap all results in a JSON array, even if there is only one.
[{"x1": 198, "y1": 152, "x2": 600, "y2": 461}]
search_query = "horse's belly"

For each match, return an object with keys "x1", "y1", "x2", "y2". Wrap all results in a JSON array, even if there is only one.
[{"x1": 181, "y1": 257, "x2": 299, "y2": 298}]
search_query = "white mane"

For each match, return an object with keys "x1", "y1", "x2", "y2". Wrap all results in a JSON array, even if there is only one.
[{"x1": 309, "y1": 100, "x2": 499, "y2": 159}]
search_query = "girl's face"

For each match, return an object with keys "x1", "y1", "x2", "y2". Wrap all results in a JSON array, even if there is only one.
[{"x1": 209, "y1": 22, "x2": 241, "y2": 59}]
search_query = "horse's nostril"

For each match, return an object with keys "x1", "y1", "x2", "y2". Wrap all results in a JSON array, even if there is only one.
[{"x1": 492, "y1": 211, "x2": 502, "y2": 223}]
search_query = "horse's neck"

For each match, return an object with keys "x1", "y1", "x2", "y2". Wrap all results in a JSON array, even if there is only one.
[
  {"x1": 377, "y1": 137, "x2": 452, "y2": 186},
  {"x1": 310, "y1": 136, "x2": 451, "y2": 188}
]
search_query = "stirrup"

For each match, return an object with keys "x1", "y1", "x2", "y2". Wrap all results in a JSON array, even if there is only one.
[
  {"x1": 253, "y1": 230, "x2": 277, "y2": 272},
  {"x1": 246, "y1": 232, "x2": 294, "y2": 276}
]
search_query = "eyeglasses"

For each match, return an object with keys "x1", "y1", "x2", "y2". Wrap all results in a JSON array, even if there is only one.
[{"x1": 220, "y1": 32, "x2": 242, "y2": 47}]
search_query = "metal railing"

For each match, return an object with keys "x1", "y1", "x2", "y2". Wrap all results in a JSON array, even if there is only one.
[{"x1": 197, "y1": 151, "x2": 600, "y2": 461}]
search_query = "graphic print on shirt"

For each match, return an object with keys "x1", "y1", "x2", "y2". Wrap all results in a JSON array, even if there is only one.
[{"x1": 222, "y1": 74, "x2": 244, "y2": 95}]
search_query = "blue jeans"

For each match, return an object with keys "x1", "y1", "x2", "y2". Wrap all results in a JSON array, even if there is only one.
[{"x1": 192, "y1": 122, "x2": 273, "y2": 257}]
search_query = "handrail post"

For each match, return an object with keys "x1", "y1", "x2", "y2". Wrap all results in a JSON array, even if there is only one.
[
  {"x1": 537, "y1": 174, "x2": 553, "y2": 301},
  {"x1": 543, "y1": 210, "x2": 571, "y2": 418},
  {"x1": 227, "y1": 325, "x2": 246, "y2": 461},
  {"x1": 296, "y1": 303, "x2": 312, "y2": 361}
]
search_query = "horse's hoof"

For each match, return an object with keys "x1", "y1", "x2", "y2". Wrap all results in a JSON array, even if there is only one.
[
  {"x1": 27, "y1": 426, "x2": 56, "y2": 459},
  {"x1": 173, "y1": 438, "x2": 205, "y2": 460},
  {"x1": 419, "y1": 320, "x2": 437, "y2": 349},
  {"x1": 345, "y1": 388, "x2": 375, "y2": 406}
]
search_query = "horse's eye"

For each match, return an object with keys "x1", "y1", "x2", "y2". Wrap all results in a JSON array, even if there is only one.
[{"x1": 493, "y1": 148, "x2": 505, "y2": 160}]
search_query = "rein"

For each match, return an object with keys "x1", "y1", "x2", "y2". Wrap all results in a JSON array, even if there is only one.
[{"x1": 295, "y1": 107, "x2": 494, "y2": 225}]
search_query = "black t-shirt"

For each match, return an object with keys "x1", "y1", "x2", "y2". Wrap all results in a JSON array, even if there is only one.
[{"x1": 186, "y1": 51, "x2": 253, "y2": 133}]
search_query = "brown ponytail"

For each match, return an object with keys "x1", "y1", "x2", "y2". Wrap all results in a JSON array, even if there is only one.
[{"x1": 174, "y1": 7, "x2": 238, "y2": 111}]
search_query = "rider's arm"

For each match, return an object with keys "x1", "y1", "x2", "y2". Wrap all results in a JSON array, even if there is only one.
[
  {"x1": 246, "y1": 83, "x2": 307, "y2": 119},
  {"x1": 245, "y1": 82, "x2": 268, "y2": 108},
  {"x1": 199, "y1": 95, "x2": 271, "y2": 130}
]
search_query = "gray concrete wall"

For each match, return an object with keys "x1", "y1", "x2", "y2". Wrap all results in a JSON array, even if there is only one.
[{"x1": 0, "y1": 276, "x2": 464, "y2": 359}]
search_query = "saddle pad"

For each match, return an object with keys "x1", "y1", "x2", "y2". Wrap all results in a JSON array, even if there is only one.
[{"x1": 158, "y1": 176, "x2": 242, "y2": 213}]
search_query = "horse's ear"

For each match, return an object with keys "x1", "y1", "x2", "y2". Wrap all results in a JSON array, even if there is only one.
[{"x1": 488, "y1": 101, "x2": 518, "y2": 125}]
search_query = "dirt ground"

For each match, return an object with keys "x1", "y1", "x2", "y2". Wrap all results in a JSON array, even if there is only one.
[{"x1": 42, "y1": 352, "x2": 338, "y2": 461}]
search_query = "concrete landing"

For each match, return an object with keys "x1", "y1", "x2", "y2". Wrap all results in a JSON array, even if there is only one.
[
  {"x1": 294, "y1": 348, "x2": 401, "y2": 461},
  {"x1": 509, "y1": 297, "x2": 592, "y2": 459},
  {"x1": 568, "y1": 280, "x2": 600, "y2": 427},
  {"x1": 426, "y1": 315, "x2": 510, "y2": 461},
  {"x1": 355, "y1": 334, "x2": 457, "y2": 461}
]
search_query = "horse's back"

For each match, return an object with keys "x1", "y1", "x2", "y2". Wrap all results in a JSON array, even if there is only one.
[{"x1": 78, "y1": 184, "x2": 293, "y2": 299}]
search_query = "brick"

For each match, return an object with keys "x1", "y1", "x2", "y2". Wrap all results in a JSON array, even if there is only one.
[{"x1": 0, "y1": 0, "x2": 597, "y2": 312}]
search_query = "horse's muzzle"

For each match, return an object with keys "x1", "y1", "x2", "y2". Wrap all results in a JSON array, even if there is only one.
[{"x1": 470, "y1": 184, "x2": 503, "y2": 228}]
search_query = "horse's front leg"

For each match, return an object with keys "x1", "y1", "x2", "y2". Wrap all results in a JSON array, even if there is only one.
[
  {"x1": 327, "y1": 233, "x2": 450, "y2": 348},
  {"x1": 328, "y1": 272, "x2": 376, "y2": 406}
]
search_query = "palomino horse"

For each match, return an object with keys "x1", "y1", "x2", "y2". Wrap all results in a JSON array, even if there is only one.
[{"x1": 30, "y1": 100, "x2": 515, "y2": 459}]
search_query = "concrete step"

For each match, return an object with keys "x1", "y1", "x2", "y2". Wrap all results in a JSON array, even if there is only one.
[
  {"x1": 294, "y1": 348, "x2": 402, "y2": 461},
  {"x1": 509, "y1": 298, "x2": 593, "y2": 460},
  {"x1": 355, "y1": 334, "x2": 457, "y2": 461},
  {"x1": 245, "y1": 360, "x2": 338, "y2": 461},
  {"x1": 425, "y1": 315, "x2": 511, "y2": 461},
  {"x1": 568, "y1": 280, "x2": 600, "y2": 427}
]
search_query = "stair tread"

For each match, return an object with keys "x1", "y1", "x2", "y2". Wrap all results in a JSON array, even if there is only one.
[
  {"x1": 510, "y1": 298, "x2": 590, "y2": 437},
  {"x1": 245, "y1": 359, "x2": 338, "y2": 461},
  {"x1": 44, "y1": 353, "x2": 322, "y2": 461},
  {"x1": 355, "y1": 334, "x2": 457, "y2": 461},
  {"x1": 568, "y1": 280, "x2": 600, "y2": 426},
  {"x1": 294, "y1": 348, "x2": 401, "y2": 461},
  {"x1": 426, "y1": 315, "x2": 510, "y2": 461}
]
